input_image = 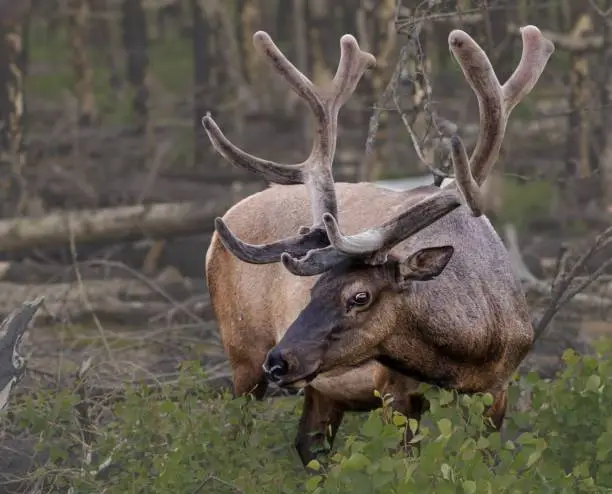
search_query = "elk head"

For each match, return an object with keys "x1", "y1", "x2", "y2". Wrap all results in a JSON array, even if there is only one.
[{"x1": 203, "y1": 27, "x2": 554, "y2": 388}]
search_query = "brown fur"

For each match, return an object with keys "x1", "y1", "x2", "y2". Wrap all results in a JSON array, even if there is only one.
[{"x1": 205, "y1": 181, "x2": 533, "y2": 465}]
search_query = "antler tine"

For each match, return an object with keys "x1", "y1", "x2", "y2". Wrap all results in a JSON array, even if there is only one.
[
  {"x1": 213, "y1": 218, "x2": 329, "y2": 264},
  {"x1": 208, "y1": 32, "x2": 375, "y2": 265},
  {"x1": 281, "y1": 246, "x2": 349, "y2": 277},
  {"x1": 202, "y1": 114, "x2": 303, "y2": 185},
  {"x1": 444, "y1": 25, "x2": 554, "y2": 187},
  {"x1": 503, "y1": 26, "x2": 555, "y2": 113},
  {"x1": 449, "y1": 135, "x2": 483, "y2": 217}
]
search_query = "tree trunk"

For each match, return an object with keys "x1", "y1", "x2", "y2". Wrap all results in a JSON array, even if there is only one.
[
  {"x1": 357, "y1": 0, "x2": 397, "y2": 181},
  {"x1": 0, "y1": 17, "x2": 26, "y2": 218},
  {"x1": 89, "y1": 0, "x2": 123, "y2": 92},
  {"x1": 121, "y1": 0, "x2": 150, "y2": 136},
  {"x1": 199, "y1": 0, "x2": 248, "y2": 139},
  {"x1": 593, "y1": 0, "x2": 612, "y2": 211},
  {"x1": 191, "y1": 0, "x2": 209, "y2": 166},
  {"x1": 68, "y1": 0, "x2": 96, "y2": 125},
  {"x1": 564, "y1": 13, "x2": 597, "y2": 217}
]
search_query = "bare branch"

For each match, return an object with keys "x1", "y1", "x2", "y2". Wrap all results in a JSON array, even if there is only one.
[{"x1": 503, "y1": 224, "x2": 612, "y2": 342}]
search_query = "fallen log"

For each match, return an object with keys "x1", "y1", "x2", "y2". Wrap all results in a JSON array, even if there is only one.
[
  {"x1": 0, "y1": 275, "x2": 211, "y2": 326},
  {"x1": 0, "y1": 200, "x2": 233, "y2": 253},
  {"x1": 0, "y1": 298, "x2": 44, "y2": 411}
]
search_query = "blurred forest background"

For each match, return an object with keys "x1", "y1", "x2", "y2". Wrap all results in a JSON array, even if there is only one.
[{"x1": 1, "y1": 0, "x2": 612, "y2": 486}]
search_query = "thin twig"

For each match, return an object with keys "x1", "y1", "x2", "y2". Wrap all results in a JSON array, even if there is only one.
[{"x1": 67, "y1": 213, "x2": 117, "y2": 368}]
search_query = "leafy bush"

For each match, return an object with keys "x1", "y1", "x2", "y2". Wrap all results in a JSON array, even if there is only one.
[{"x1": 5, "y1": 341, "x2": 612, "y2": 493}]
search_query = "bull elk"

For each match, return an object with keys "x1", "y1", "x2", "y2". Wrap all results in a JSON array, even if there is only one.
[{"x1": 203, "y1": 27, "x2": 554, "y2": 466}]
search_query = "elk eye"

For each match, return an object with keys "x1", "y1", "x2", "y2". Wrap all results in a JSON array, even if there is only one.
[{"x1": 351, "y1": 291, "x2": 371, "y2": 306}]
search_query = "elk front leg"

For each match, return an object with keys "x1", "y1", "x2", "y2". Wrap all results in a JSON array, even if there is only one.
[
  {"x1": 389, "y1": 393, "x2": 428, "y2": 456},
  {"x1": 295, "y1": 386, "x2": 345, "y2": 468},
  {"x1": 484, "y1": 387, "x2": 508, "y2": 431},
  {"x1": 374, "y1": 368, "x2": 426, "y2": 454}
]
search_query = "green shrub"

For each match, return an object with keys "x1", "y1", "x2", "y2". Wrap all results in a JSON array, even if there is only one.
[
  {"x1": 6, "y1": 341, "x2": 612, "y2": 493},
  {"x1": 307, "y1": 339, "x2": 612, "y2": 494}
]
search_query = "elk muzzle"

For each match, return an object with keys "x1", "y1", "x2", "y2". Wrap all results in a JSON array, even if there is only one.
[
  {"x1": 263, "y1": 293, "x2": 340, "y2": 386},
  {"x1": 263, "y1": 343, "x2": 325, "y2": 388}
]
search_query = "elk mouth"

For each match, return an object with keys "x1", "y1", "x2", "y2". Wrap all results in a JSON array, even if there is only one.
[{"x1": 278, "y1": 368, "x2": 321, "y2": 389}]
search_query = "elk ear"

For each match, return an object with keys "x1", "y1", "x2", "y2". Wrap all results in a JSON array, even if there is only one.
[{"x1": 396, "y1": 245, "x2": 455, "y2": 285}]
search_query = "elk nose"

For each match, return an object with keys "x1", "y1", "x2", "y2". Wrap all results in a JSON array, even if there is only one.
[{"x1": 263, "y1": 348, "x2": 289, "y2": 382}]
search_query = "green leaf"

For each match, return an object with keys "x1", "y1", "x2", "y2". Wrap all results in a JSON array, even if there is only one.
[
  {"x1": 440, "y1": 463, "x2": 452, "y2": 480},
  {"x1": 476, "y1": 436, "x2": 489, "y2": 449},
  {"x1": 404, "y1": 461, "x2": 419, "y2": 482},
  {"x1": 305, "y1": 475, "x2": 323, "y2": 492},
  {"x1": 439, "y1": 389, "x2": 455, "y2": 406},
  {"x1": 516, "y1": 432, "x2": 536, "y2": 445},
  {"x1": 408, "y1": 418, "x2": 419, "y2": 435},
  {"x1": 409, "y1": 434, "x2": 424, "y2": 444},
  {"x1": 585, "y1": 374, "x2": 601, "y2": 393},
  {"x1": 561, "y1": 348, "x2": 579, "y2": 365},
  {"x1": 342, "y1": 452, "x2": 370, "y2": 471},
  {"x1": 462, "y1": 480, "x2": 477, "y2": 494},
  {"x1": 572, "y1": 461, "x2": 590, "y2": 478},
  {"x1": 306, "y1": 459, "x2": 321, "y2": 472},
  {"x1": 437, "y1": 418, "x2": 453, "y2": 437},
  {"x1": 393, "y1": 412, "x2": 407, "y2": 427},
  {"x1": 534, "y1": 437, "x2": 548, "y2": 452},
  {"x1": 526, "y1": 451, "x2": 542, "y2": 468},
  {"x1": 378, "y1": 456, "x2": 397, "y2": 473},
  {"x1": 525, "y1": 371, "x2": 541, "y2": 385},
  {"x1": 361, "y1": 414, "x2": 384, "y2": 438},
  {"x1": 331, "y1": 452, "x2": 344, "y2": 463},
  {"x1": 482, "y1": 393, "x2": 494, "y2": 406}
]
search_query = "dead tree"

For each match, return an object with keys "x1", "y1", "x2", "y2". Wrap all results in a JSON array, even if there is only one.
[
  {"x1": 68, "y1": 0, "x2": 96, "y2": 125},
  {"x1": 565, "y1": 14, "x2": 597, "y2": 207},
  {"x1": 591, "y1": 1, "x2": 612, "y2": 213},
  {"x1": 357, "y1": 0, "x2": 399, "y2": 181},
  {"x1": 0, "y1": 199, "x2": 250, "y2": 252},
  {"x1": 0, "y1": 297, "x2": 43, "y2": 411},
  {"x1": 191, "y1": 0, "x2": 210, "y2": 166},
  {"x1": 89, "y1": 0, "x2": 123, "y2": 92},
  {"x1": 0, "y1": 5, "x2": 28, "y2": 218},
  {"x1": 121, "y1": 0, "x2": 150, "y2": 136}
]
